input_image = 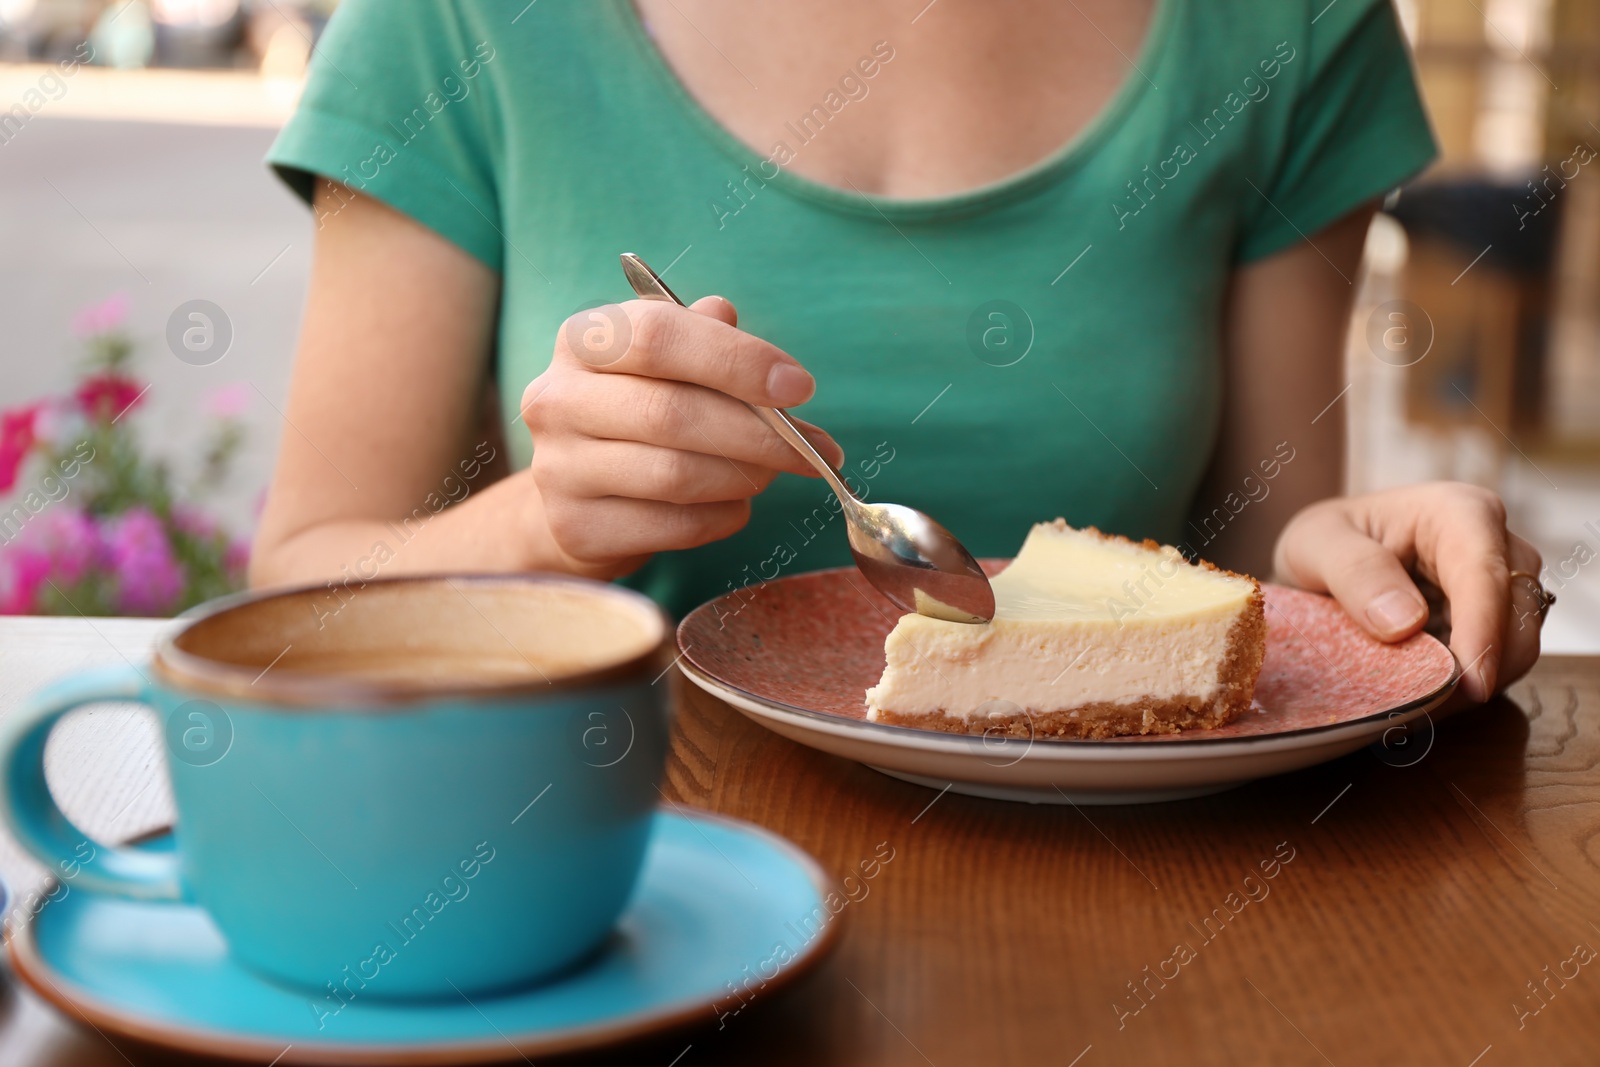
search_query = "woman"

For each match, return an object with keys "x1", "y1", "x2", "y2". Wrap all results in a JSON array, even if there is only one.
[{"x1": 252, "y1": 0, "x2": 1545, "y2": 705}]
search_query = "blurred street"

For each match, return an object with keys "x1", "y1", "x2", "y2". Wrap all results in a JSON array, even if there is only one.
[{"x1": 0, "y1": 74, "x2": 307, "y2": 533}]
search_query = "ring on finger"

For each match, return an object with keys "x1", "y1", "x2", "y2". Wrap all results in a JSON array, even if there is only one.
[{"x1": 1508, "y1": 569, "x2": 1556, "y2": 625}]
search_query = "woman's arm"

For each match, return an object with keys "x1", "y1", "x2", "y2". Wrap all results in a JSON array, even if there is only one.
[
  {"x1": 1212, "y1": 203, "x2": 1543, "y2": 703},
  {"x1": 248, "y1": 184, "x2": 561, "y2": 589},
  {"x1": 1197, "y1": 203, "x2": 1375, "y2": 576},
  {"x1": 250, "y1": 184, "x2": 841, "y2": 591}
]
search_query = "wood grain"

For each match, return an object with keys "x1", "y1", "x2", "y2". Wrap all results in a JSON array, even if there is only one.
[
  {"x1": 656, "y1": 662, "x2": 1600, "y2": 1067},
  {"x1": 1, "y1": 617, "x2": 1596, "y2": 1066}
]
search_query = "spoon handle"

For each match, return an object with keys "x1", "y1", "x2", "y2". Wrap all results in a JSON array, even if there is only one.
[{"x1": 619, "y1": 253, "x2": 858, "y2": 503}]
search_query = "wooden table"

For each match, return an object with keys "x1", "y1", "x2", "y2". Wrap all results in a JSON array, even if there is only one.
[{"x1": 2, "y1": 617, "x2": 1597, "y2": 1066}]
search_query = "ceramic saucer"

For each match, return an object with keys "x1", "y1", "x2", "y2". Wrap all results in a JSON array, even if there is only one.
[
  {"x1": 678, "y1": 566, "x2": 1460, "y2": 804},
  {"x1": 6, "y1": 811, "x2": 839, "y2": 1065}
]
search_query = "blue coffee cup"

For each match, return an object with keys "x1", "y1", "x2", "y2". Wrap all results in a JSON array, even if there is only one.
[{"x1": 0, "y1": 574, "x2": 672, "y2": 1001}]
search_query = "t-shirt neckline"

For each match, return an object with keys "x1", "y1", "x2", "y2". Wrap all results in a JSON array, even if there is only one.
[{"x1": 613, "y1": 0, "x2": 1179, "y2": 221}]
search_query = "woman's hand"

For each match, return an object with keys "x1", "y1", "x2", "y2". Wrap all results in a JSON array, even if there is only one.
[
  {"x1": 1272, "y1": 482, "x2": 1544, "y2": 706},
  {"x1": 522, "y1": 295, "x2": 843, "y2": 578}
]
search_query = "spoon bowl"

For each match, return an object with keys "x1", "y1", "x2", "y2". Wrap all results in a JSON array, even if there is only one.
[{"x1": 845, "y1": 501, "x2": 995, "y2": 624}]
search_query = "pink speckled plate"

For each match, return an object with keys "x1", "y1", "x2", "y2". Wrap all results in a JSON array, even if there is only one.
[{"x1": 677, "y1": 564, "x2": 1459, "y2": 804}]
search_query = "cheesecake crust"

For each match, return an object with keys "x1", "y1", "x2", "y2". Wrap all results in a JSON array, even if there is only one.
[{"x1": 869, "y1": 525, "x2": 1268, "y2": 740}]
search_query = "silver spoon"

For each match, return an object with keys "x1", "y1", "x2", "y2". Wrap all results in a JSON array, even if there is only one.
[{"x1": 620, "y1": 253, "x2": 995, "y2": 624}]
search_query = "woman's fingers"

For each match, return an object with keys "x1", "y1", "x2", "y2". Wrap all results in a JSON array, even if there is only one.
[
  {"x1": 558, "y1": 299, "x2": 817, "y2": 409},
  {"x1": 689, "y1": 294, "x2": 738, "y2": 327},
  {"x1": 1498, "y1": 533, "x2": 1545, "y2": 693},
  {"x1": 1275, "y1": 502, "x2": 1430, "y2": 641},
  {"x1": 1422, "y1": 488, "x2": 1512, "y2": 702},
  {"x1": 533, "y1": 373, "x2": 843, "y2": 477},
  {"x1": 1274, "y1": 483, "x2": 1539, "y2": 706},
  {"x1": 529, "y1": 293, "x2": 842, "y2": 572},
  {"x1": 535, "y1": 439, "x2": 778, "y2": 505},
  {"x1": 543, "y1": 495, "x2": 753, "y2": 562}
]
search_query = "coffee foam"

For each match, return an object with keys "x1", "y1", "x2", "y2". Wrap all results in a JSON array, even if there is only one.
[{"x1": 166, "y1": 577, "x2": 664, "y2": 694}]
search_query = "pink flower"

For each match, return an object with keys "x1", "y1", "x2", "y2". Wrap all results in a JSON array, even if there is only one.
[
  {"x1": 205, "y1": 382, "x2": 250, "y2": 420},
  {"x1": 72, "y1": 293, "x2": 131, "y2": 339},
  {"x1": 76, "y1": 374, "x2": 145, "y2": 423},
  {"x1": 0, "y1": 404, "x2": 41, "y2": 492},
  {"x1": 103, "y1": 508, "x2": 183, "y2": 615},
  {"x1": 172, "y1": 506, "x2": 218, "y2": 541},
  {"x1": 26, "y1": 508, "x2": 99, "y2": 586},
  {"x1": 0, "y1": 508, "x2": 99, "y2": 614},
  {"x1": 0, "y1": 547, "x2": 50, "y2": 615}
]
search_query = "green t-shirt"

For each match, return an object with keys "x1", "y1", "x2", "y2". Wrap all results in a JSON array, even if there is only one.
[{"x1": 268, "y1": 0, "x2": 1435, "y2": 618}]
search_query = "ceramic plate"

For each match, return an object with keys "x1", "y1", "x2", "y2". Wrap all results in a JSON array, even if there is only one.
[
  {"x1": 678, "y1": 565, "x2": 1460, "y2": 804},
  {"x1": 5, "y1": 811, "x2": 839, "y2": 1065}
]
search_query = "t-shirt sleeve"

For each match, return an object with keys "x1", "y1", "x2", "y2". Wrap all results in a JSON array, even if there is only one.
[
  {"x1": 265, "y1": 0, "x2": 504, "y2": 270},
  {"x1": 1235, "y1": 0, "x2": 1437, "y2": 262}
]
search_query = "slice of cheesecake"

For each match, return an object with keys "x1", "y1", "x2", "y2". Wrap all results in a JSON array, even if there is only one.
[{"x1": 865, "y1": 520, "x2": 1265, "y2": 739}]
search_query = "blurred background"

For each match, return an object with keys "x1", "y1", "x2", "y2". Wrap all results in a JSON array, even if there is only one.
[
  {"x1": 0, "y1": 0, "x2": 1597, "y2": 650},
  {"x1": 1353, "y1": 0, "x2": 1600, "y2": 652}
]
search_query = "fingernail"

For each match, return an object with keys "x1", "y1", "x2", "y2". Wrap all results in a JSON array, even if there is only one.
[
  {"x1": 766, "y1": 363, "x2": 815, "y2": 407},
  {"x1": 1475, "y1": 652, "x2": 1499, "y2": 702},
  {"x1": 1365, "y1": 589, "x2": 1426, "y2": 636}
]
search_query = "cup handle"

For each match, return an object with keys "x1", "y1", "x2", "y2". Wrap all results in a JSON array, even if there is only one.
[{"x1": 0, "y1": 664, "x2": 183, "y2": 900}]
